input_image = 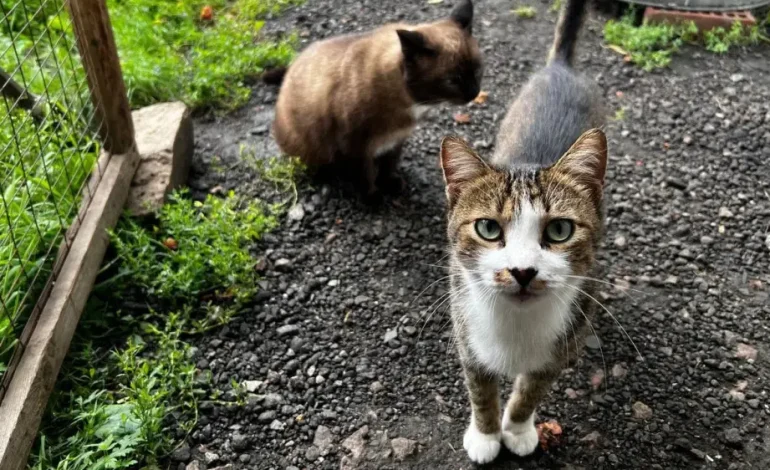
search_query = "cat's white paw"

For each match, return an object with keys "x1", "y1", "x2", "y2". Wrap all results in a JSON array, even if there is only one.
[
  {"x1": 463, "y1": 422, "x2": 501, "y2": 464},
  {"x1": 503, "y1": 423, "x2": 539, "y2": 457}
]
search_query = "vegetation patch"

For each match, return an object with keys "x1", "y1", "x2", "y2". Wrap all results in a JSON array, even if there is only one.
[
  {"x1": 604, "y1": 12, "x2": 767, "y2": 71},
  {"x1": 512, "y1": 5, "x2": 537, "y2": 19},
  {"x1": 29, "y1": 186, "x2": 283, "y2": 469}
]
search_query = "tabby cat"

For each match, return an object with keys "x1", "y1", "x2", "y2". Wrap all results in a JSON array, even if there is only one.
[
  {"x1": 439, "y1": 0, "x2": 607, "y2": 463},
  {"x1": 272, "y1": 0, "x2": 482, "y2": 201}
]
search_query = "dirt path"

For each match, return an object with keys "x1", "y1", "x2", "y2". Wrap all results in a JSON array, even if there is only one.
[{"x1": 183, "y1": 1, "x2": 770, "y2": 468}]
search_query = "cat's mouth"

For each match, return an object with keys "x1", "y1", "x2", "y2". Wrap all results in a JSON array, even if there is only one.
[{"x1": 500, "y1": 287, "x2": 542, "y2": 303}]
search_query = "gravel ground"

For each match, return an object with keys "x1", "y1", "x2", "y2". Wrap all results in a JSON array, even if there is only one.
[{"x1": 180, "y1": 1, "x2": 770, "y2": 468}]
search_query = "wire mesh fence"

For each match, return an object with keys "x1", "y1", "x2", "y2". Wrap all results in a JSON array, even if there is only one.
[{"x1": 0, "y1": 0, "x2": 107, "y2": 401}]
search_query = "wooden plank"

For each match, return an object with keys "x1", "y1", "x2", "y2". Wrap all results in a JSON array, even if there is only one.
[
  {"x1": 68, "y1": 0, "x2": 135, "y2": 154},
  {"x1": 0, "y1": 150, "x2": 139, "y2": 470}
]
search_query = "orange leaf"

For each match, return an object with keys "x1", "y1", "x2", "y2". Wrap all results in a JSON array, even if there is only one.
[
  {"x1": 454, "y1": 113, "x2": 471, "y2": 124},
  {"x1": 473, "y1": 90, "x2": 489, "y2": 104},
  {"x1": 200, "y1": 5, "x2": 213, "y2": 21},
  {"x1": 163, "y1": 237, "x2": 178, "y2": 251},
  {"x1": 537, "y1": 420, "x2": 563, "y2": 451}
]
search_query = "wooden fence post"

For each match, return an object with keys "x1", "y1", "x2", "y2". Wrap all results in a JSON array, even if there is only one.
[{"x1": 68, "y1": 0, "x2": 135, "y2": 154}]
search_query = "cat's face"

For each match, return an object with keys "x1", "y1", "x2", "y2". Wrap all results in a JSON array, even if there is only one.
[
  {"x1": 441, "y1": 130, "x2": 607, "y2": 308},
  {"x1": 397, "y1": 0, "x2": 482, "y2": 105}
]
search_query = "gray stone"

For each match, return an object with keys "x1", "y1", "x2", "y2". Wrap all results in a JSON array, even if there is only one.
[
  {"x1": 632, "y1": 401, "x2": 653, "y2": 420},
  {"x1": 264, "y1": 393, "x2": 284, "y2": 407},
  {"x1": 585, "y1": 335, "x2": 601, "y2": 350},
  {"x1": 342, "y1": 425, "x2": 369, "y2": 461},
  {"x1": 185, "y1": 462, "x2": 201, "y2": 470},
  {"x1": 128, "y1": 102, "x2": 193, "y2": 216},
  {"x1": 370, "y1": 381, "x2": 384, "y2": 393},
  {"x1": 288, "y1": 204, "x2": 305, "y2": 221},
  {"x1": 171, "y1": 444, "x2": 191, "y2": 462},
  {"x1": 383, "y1": 329, "x2": 398, "y2": 343},
  {"x1": 718, "y1": 206, "x2": 734, "y2": 218},
  {"x1": 232, "y1": 432, "x2": 248, "y2": 451},
  {"x1": 204, "y1": 452, "x2": 220, "y2": 464},
  {"x1": 277, "y1": 324, "x2": 300, "y2": 336},
  {"x1": 725, "y1": 428, "x2": 741, "y2": 445},
  {"x1": 391, "y1": 437, "x2": 417, "y2": 461},
  {"x1": 270, "y1": 419, "x2": 286, "y2": 431},
  {"x1": 305, "y1": 446, "x2": 321, "y2": 461},
  {"x1": 275, "y1": 259, "x2": 293, "y2": 272},
  {"x1": 243, "y1": 380, "x2": 263, "y2": 393},
  {"x1": 613, "y1": 235, "x2": 627, "y2": 248},
  {"x1": 314, "y1": 425, "x2": 334, "y2": 455}
]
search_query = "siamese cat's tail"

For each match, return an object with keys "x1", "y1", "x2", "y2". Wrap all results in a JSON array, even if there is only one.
[
  {"x1": 547, "y1": 0, "x2": 588, "y2": 66},
  {"x1": 262, "y1": 67, "x2": 287, "y2": 85}
]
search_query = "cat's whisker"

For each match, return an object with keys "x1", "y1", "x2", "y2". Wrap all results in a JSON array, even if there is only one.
[
  {"x1": 566, "y1": 283, "x2": 643, "y2": 361},
  {"x1": 561, "y1": 274, "x2": 646, "y2": 295},
  {"x1": 566, "y1": 293, "x2": 608, "y2": 389}
]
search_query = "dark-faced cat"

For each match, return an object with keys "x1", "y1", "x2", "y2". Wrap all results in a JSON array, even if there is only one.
[
  {"x1": 439, "y1": 0, "x2": 607, "y2": 463},
  {"x1": 272, "y1": 0, "x2": 482, "y2": 201}
]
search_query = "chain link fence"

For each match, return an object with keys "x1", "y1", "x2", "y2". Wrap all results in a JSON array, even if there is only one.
[{"x1": 0, "y1": 0, "x2": 108, "y2": 401}]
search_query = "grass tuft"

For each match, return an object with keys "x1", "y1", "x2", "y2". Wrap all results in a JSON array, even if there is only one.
[
  {"x1": 30, "y1": 190, "x2": 280, "y2": 469},
  {"x1": 512, "y1": 6, "x2": 537, "y2": 19},
  {"x1": 604, "y1": 12, "x2": 767, "y2": 71}
]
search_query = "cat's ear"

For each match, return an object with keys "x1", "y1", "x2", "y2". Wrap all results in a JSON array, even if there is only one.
[
  {"x1": 450, "y1": 0, "x2": 474, "y2": 33},
  {"x1": 552, "y1": 128, "x2": 608, "y2": 195},
  {"x1": 440, "y1": 136, "x2": 489, "y2": 205},
  {"x1": 396, "y1": 30, "x2": 434, "y2": 60}
]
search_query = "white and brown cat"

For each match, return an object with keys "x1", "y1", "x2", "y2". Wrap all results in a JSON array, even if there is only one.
[{"x1": 439, "y1": 0, "x2": 607, "y2": 463}]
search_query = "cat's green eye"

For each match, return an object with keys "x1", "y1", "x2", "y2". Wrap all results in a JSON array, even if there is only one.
[
  {"x1": 544, "y1": 219, "x2": 574, "y2": 243},
  {"x1": 475, "y1": 219, "x2": 502, "y2": 241}
]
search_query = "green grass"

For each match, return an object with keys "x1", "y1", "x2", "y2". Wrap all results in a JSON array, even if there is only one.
[
  {"x1": 604, "y1": 13, "x2": 767, "y2": 71},
  {"x1": 29, "y1": 188, "x2": 281, "y2": 469},
  {"x1": 703, "y1": 21, "x2": 766, "y2": 54},
  {"x1": 110, "y1": 0, "x2": 300, "y2": 110},
  {"x1": 112, "y1": 190, "x2": 276, "y2": 304},
  {"x1": 512, "y1": 6, "x2": 536, "y2": 19},
  {"x1": 0, "y1": 104, "x2": 100, "y2": 374},
  {"x1": 0, "y1": 0, "x2": 299, "y2": 389}
]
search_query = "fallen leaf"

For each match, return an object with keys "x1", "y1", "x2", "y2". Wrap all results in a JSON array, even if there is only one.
[
  {"x1": 636, "y1": 160, "x2": 644, "y2": 166},
  {"x1": 718, "y1": 224, "x2": 725, "y2": 234},
  {"x1": 607, "y1": 44, "x2": 628, "y2": 56},
  {"x1": 623, "y1": 55, "x2": 633, "y2": 63},
  {"x1": 454, "y1": 113, "x2": 471, "y2": 124},
  {"x1": 335, "y1": 218, "x2": 343, "y2": 225},
  {"x1": 427, "y1": 0, "x2": 444, "y2": 3},
  {"x1": 209, "y1": 184, "x2": 224, "y2": 194},
  {"x1": 663, "y1": 142, "x2": 670, "y2": 150},
  {"x1": 200, "y1": 5, "x2": 213, "y2": 21},
  {"x1": 537, "y1": 420, "x2": 563, "y2": 451},
  {"x1": 615, "y1": 91, "x2": 624, "y2": 98},
  {"x1": 163, "y1": 237, "x2": 178, "y2": 250},
  {"x1": 749, "y1": 279, "x2": 763, "y2": 290},
  {"x1": 473, "y1": 90, "x2": 489, "y2": 104}
]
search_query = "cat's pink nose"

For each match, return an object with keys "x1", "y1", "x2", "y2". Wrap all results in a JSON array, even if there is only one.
[{"x1": 510, "y1": 268, "x2": 538, "y2": 288}]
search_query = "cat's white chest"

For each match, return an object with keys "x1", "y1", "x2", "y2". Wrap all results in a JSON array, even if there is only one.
[{"x1": 463, "y1": 284, "x2": 573, "y2": 378}]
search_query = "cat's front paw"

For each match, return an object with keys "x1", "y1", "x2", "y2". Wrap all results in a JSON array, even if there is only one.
[
  {"x1": 501, "y1": 425, "x2": 539, "y2": 456},
  {"x1": 463, "y1": 423, "x2": 501, "y2": 464}
]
